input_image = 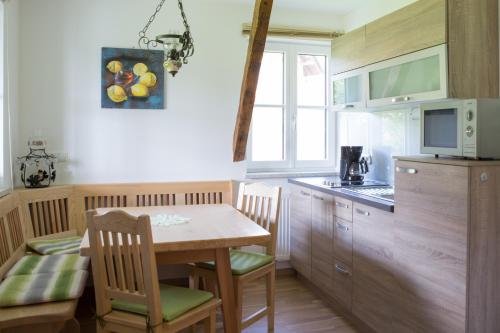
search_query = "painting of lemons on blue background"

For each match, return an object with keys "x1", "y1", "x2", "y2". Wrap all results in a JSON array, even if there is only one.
[{"x1": 101, "y1": 47, "x2": 164, "y2": 109}]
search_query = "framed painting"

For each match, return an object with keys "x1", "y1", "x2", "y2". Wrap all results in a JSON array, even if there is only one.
[{"x1": 101, "y1": 47, "x2": 164, "y2": 109}]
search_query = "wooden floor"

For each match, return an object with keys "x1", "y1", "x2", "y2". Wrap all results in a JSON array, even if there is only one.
[{"x1": 78, "y1": 274, "x2": 359, "y2": 333}]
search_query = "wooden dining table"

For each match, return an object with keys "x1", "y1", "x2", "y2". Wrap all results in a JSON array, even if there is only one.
[{"x1": 79, "y1": 204, "x2": 271, "y2": 333}]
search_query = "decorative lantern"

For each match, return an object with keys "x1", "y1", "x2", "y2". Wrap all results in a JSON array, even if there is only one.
[
  {"x1": 17, "y1": 138, "x2": 56, "y2": 188},
  {"x1": 137, "y1": 0, "x2": 194, "y2": 77}
]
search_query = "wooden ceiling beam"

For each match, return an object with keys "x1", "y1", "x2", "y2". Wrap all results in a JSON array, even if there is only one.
[{"x1": 232, "y1": 0, "x2": 273, "y2": 162}]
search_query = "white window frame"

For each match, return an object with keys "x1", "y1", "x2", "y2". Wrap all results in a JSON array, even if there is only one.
[
  {"x1": 247, "y1": 40, "x2": 335, "y2": 173},
  {"x1": 1, "y1": 1, "x2": 12, "y2": 197}
]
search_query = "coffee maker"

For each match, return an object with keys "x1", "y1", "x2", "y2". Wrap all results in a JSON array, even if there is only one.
[{"x1": 340, "y1": 146, "x2": 369, "y2": 182}]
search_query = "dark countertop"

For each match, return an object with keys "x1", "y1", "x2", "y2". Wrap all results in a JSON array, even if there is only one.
[{"x1": 289, "y1": 177, "x2": 395, "y2": 213}]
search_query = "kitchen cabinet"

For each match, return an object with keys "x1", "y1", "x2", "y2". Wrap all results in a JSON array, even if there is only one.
[
  {"x1": 393, "y1": 158, "x2": 500, "y2": 332},
  {"x1": 310, "y1": 191, "x2": 334, "y2": 295},
  {"x1": 289, "y1": 157, "x2": 500, "y2": 332},
  {"x1": 394, "y1": 160, "x2": 468, "y2": 332},
  {"x1": 352, "y1": 202, "x2": 396, "y2": 333},
  {"x1": 331, "y1": 69, "x2": 365, "y2": 111},
  {"x1": 331, "y1": 0, "x2": 499, "y2": 99},
  {"x1": 331, "y1": 26, "x2": 367, "y2": 76},
  {"x1": 289, "y1": 185, "x2": 312, "y2": 279},
  {"x1": 366, "y1": 44, "x2": 447, "y2": 107},
  {"x1": 332, "y1": 0, "x2": 445, "y2": 75}
]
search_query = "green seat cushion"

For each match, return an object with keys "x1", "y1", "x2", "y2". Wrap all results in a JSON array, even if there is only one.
[
  {"x1": 6, "y1": 254, "x2": 89, "y2": 277},
  {"x1": 197, "y1": 250, "x2": 274, "y2": 275},
  {"x1": 28, "y1": 236, "x2": 83, "y2": 255},
  {"x1": 0, "y1": 270, "x2": 88, "y2": 307},
  {"x1": 111, "y1": 284, "x2": 213, "y2": 322}
]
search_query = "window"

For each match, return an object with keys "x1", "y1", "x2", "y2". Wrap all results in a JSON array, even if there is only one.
[{"x1": 247, "y1": 42, "x2": 333, "y2": 172}]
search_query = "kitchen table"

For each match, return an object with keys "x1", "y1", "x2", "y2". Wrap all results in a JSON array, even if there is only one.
[{"x1": 80, "y1": 204, "x2": 271, "y2": 333}]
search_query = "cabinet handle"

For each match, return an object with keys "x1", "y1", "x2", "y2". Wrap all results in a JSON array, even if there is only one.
[
  {"x1": 391, "y1": 96, "x2": 411, "y2": 103},
  {"x1": 312, "y1": 194, "x2": 324, "y2": 201},
  {"x1": 336, "y1": 223, "x2": 349, "y2": 232},
  {"x1": 396, "y1": 166, "x2": 418, "y2": 174},
  {"x1": 300, "y1": 191, "x2": 311, "y2": 197},
  {"x1": 355, "y1": 208, "x2": 370, "y2": 216},
  {"x1": 342, "y1": 104, "x2": 355, "y2": 109},
  {"x1": 335, "y1": 202, "x2": 349, "y2": 209},
  {"x1": 335, "y1": 264, "x2": 351, "y2": 276}
]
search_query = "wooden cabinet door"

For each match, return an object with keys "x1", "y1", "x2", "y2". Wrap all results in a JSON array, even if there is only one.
[
  {"x1": 352, "y1": 203, "x2": 395, "y2": 333},
  {"x1": 393, "y1": 161, "x2": 468, "y2": 333},
  {"x1": 289, "y1": 185, "x2": 312, "y2": 279},
  {"x1": 331, "y1": 26, "x2": 367, "y2": 75},
  {"x1": 364, "y1": 0, "x2": 446, "y2": 67},
  {"x1": 311, "y1": 191, "x2": 334, "y2": 295}
]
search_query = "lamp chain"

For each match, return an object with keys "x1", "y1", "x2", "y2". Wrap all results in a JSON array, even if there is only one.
[{"x1": 138, "y1": 0, "x2": 166, "y2": 48}]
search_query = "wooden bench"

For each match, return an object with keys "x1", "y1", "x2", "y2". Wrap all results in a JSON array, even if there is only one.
[
  {"x1": 0, "y1": 181, "x2": 235, "y2": 332},
  {"x1": 0, "y1": 191, "x2": 81, "y2": 333}
]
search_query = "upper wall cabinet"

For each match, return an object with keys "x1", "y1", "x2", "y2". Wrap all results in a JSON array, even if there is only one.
[
  {"x1": 331, "y1": 27, "x2": 368, "y2": 76},
  {"x1": 332, "y1": 68, "x2": 365, "y2": 111},
  {"x1": 367, "y1": 44, "x2": 447, "y2": 107},
  {"x1": 364, "y1": 0, "x2": 446, "y2": 68},
  {"x1": 332, "y1": 0, "x2": 499, "y2": 99}
]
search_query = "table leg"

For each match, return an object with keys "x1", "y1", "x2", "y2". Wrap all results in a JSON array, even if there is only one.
[{"x1": 215, "y1": 248, "x2": 237, "y2": 333}]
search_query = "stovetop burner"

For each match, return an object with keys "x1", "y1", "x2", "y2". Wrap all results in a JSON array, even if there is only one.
[{"x1": 322, "y1": 177, "x2": 388, "y2": 188}]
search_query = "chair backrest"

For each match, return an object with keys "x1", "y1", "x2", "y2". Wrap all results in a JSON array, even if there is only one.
[
  {"x1": 236, "y1": 183, "x2": 281, "y2": 256},
  {"x1": 86, "y1": 210, "x2": 163, "y2": 327}
]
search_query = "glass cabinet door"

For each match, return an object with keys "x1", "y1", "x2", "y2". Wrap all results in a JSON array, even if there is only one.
[
  {"x1": 366, "y1": 44, "x2": 447, "y2": 107},
  {"x1": 332, "y1": 70, "x2": 365, "y2": 110}
]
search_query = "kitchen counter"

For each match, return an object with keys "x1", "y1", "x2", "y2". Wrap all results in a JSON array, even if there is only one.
[{"x1": 289, "y1": 177, "x2": 395, "y2": 213}]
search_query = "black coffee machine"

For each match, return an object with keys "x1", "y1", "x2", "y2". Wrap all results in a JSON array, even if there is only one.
[{"x1": 340, "y1": 146, "x2": 369, "y2": 182}]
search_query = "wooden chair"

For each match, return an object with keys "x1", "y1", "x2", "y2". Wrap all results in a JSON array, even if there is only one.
[
  {"x1": 190, "y1": 182, "x2": 281, "y2": 332},
  {"x1": 86, "y1": 210, "x2": 220, "y2": 333}
]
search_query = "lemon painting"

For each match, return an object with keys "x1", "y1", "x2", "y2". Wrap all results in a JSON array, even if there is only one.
[{"x1": 101, "y1": 47, "x2": 164, "y2": 109}]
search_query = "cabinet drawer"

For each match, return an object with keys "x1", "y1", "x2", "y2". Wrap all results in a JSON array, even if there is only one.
[
  {"x1": 333, "y1": 259, "x2": 352, "y2": 310},
  {"x1": 333, "y1": 197, "x2": 353, "y2": 221},
  {"x1": 333, "y1": 217, "x2": 353, "y2": 265}
]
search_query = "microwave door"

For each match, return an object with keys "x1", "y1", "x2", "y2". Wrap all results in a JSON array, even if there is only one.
[{"x1": 421, "y1": 107, "x2": 463, "y2": 156}]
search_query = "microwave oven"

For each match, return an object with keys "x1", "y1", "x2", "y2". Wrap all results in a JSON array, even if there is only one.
[{"x1": 420, "y1": 99, "x2": 500, "y2": 159}]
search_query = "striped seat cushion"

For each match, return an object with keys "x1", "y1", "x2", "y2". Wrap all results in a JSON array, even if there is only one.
[
  {"x1": 0, "y1": 270, "x2": 88, "y2": 307},
  {"x1": 6, "y1": 254, "x2": 89, "y2": 277},
  {"x1": 27, "y1": 236, "x2": 83, "y2": 255},
  {"x1": 197, "y1": 250, "x2": 274, "y2": 275}
]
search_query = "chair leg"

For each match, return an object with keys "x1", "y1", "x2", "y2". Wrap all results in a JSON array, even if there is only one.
[
  {"x1": 266, "y1": 267, "x2": 276, "y2": 332},
  {"x1": 203, "y1": 309, "x2": 216, "y2": 333},
  {"x1": 189, "y1": 272, "x2": 200, "y2": 290},
  {"x1": 234, "y1": 280, "x2": 243, "y2": 333}
]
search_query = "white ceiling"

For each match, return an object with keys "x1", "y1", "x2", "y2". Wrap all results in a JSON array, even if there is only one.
[{"x1": 216, "y1": 0, "x2": 367, "y2": 15}]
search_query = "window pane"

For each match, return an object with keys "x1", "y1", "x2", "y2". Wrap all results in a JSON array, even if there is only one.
[
  {"x1": 297, "y1": 54, "x2": 326, "y2": 106},
  {"x1": 369, "y1": 54, "x2": 440, "y2": 99},
  {"x1": 255, "y1": 52, "x2": 284, "y2": 105},
  {"x1": 297, "y1": 108, "x2": 326, "y2": 160},
  {"x1": 251, "y1": 107, "x2": 284, "y2": 161}
]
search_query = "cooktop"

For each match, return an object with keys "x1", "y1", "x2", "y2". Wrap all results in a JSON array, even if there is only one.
[{"x1": 321, "y1": 177, "x2": 388, "y2": 188}]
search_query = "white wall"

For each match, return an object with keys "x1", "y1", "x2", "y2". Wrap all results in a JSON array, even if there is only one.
[
  {"x1": 343, "y1": 0, "x2": 418, "y2": 31},
  {"x1": 13, "y1": 0, "x2": 343, "y2": 186}
]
